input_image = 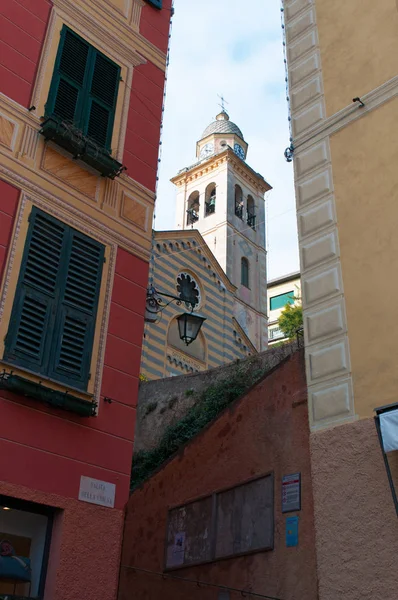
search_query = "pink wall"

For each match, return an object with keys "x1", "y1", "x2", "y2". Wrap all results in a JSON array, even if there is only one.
[
  {"x1": 0, "y1": 0, "x2": 52, "y2": 107},
  {"x1": 139, "y1": 0, "x2": 172, "y2": 54},
  {"x1": 0, "y1": 480, "x2": 124, "y2": 600},
  {"x1": 119, "y1": 351, "x2": 318, "y2": 600},
  {"x1": 123, "y1": 61, "x2": 166, "y2": 191},
  {"x1": 311, "y1": 418, "x2": 398, "y2": 600}
]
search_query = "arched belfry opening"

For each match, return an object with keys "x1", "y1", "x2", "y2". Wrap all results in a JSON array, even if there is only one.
[{"x1": 186, "y1": 191, "x2": 200, "y2": 225}]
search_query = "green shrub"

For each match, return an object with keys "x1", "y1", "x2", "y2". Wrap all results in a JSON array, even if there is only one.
[{"x1": 131, "y1": 366, "x2": 263, "y2": 490}]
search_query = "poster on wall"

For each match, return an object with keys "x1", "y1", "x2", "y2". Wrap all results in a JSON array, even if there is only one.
[
  {"x1": 166, "y1": 532, "x2": 186, "y2": 568},
  {"x1": 285, "y1": 516, "x2": 299, "y2": 547},
  {"x1": 282, "y1": 472, "x2": 301, "y2": 513}
]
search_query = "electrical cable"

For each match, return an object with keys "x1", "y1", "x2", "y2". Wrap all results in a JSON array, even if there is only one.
[{"x1": 121, "y1": 564, "x2": 285, "y2": 600}]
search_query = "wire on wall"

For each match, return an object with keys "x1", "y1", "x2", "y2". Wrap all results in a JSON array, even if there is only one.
[
  {"x1": 122, "y1": 564, "x2": 285, "y2": 600},
  {"x1": 141, "y1": 1, "x2": 175, "y2": 370},
  {"x1": 280, "y1": 1, "x2": 294, "y2": 162}
]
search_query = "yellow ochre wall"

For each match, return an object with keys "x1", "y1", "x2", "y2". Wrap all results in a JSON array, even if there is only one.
[
  {"x1": 316, "y1": 0, "x2": 398, "y2": 117},
  {"x1": 330, "y1": 97, "x2": 398, "y2": 417}
]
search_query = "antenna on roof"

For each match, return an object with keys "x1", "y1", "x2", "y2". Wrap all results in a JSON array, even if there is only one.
[{"x1": 217, "y1": 94, "x2": 229, "y2": 114}]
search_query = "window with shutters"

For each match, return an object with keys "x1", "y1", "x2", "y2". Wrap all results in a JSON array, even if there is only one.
[
  {"x1": 3, "y1": 207, "x2": 104, "y2": 392},
  {"x1": 40, "y1": 26, "x2": 123, "y2": 179},
  {"x1": 145, "y1": 0, "x2": 162, "y2": 8}
]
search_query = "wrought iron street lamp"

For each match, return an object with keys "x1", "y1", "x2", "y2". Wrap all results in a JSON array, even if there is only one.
[
  {"x1": 177, "y1": 311, "x2": 206, "y2": 345},
  {"x1": 144, "y1": 286, "x2": 206, "y2": 346}
]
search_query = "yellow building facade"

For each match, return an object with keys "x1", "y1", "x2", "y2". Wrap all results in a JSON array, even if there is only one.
[{"x1": 284, "y1": 0, "x2": 398, "y2": 597}]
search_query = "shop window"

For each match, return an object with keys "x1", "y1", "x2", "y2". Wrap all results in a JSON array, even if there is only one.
[
  {"x1": 0, "y1": 496, "x2": 54, "y2": 599},
  {"x1": 3, "y1": 208, "x2": 104, "y2": 393},
  {"x1": 40, "y1": 26, "x2": 123, "y2": 179},
  {"x1": 269, "y1": 291, "x2": 294, "y2": 311}
]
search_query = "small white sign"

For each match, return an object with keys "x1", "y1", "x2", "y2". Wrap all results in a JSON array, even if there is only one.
[
  {"x1": 78, "y1": 476, "x2": 116, "y2": 508},
  {"x1": 282, "y1": 473, "x2": 301, "y2": 513}
]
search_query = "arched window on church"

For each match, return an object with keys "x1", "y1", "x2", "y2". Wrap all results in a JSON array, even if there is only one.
[
  {"x1": 241, "y1": 257, "x2": 249, "y2": 288},
  {"x1": 247, "y1": 195, "x2": 256, "y2": 229},
  {"x1": 205, "y1": 183, "x2": 216, "y2": 216},
  {"x1": 186, "y1": 191, "x2": 200, "y2": 225},
  {"x1": 235, "y1": 185, "x2": 243, "y2": 219}
]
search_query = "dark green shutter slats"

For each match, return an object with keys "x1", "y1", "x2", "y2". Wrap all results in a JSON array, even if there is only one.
[
  {"x1": 87, "y1": 54, "x2": 120, "y2": 149},
  {"x1": 46, "y1": 26, "x2": 120, "y2": 151},
  {"x1": 24, "y1": 214, "x2": 64, "y2": 293},
  {"x1": 64, "y1": 235, "x2": 103, "y2": 312},
  {"x1": 48, "y1": 29, "x2": 89, "y2": 125},
  {"x1": 146, "y1": 0, "x2": 162, "y2": 8},
  {"x1": 49, "y1": 230, "x2": 104, "y2": 389},
  {"x1": 60, "y1": 31, "x2": 89, "y2": 85},
  {"x1": 12, "y1": 292, "x2": 51, "y2": 363},
  {"x1": 87, "y1": 102, "x2": 111, "y2": 148},
  {"x1": 5, "y1": 208, "x2": 104, "y2": 392},
  {"x1": 53, "y1": 80, "x2": 80, "y2": 123},
  {"x1": 4, "y1": 211, "x2": 65, "y2": 370},
  {"x1": 91, "y1": 54, "x2": 119, "y2": 106}
]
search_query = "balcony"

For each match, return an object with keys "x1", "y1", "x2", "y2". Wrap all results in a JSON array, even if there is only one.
[{"x1": 40, "y1": 117, "x2": 124, "y2": 179}]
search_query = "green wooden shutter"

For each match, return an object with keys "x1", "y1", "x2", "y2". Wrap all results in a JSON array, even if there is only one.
[
  {"x1": 45, "y1": 27, "x2": 90, "y2": 126},
  {"x1": 4, "y1": 209, "x2": 66, "y2": 372},
  {"x1": 48, "y1": 230, "x2": 104, "y2": 390},
  {"x1": 146, "y1": 0, "x2": 162, "y2": 8},
  {"x1": 85, "y1": 52, "x2": 120, "y2": 151}
]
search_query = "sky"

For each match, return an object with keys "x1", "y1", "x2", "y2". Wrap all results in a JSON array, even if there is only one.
[{"x1": 154, "y1": 0, "x2": 299, "y2": 281}]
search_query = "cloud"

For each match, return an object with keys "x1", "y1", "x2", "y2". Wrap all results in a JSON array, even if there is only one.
[{"x1": 155, "y1": 0, "x2": 299, "y2": 280}]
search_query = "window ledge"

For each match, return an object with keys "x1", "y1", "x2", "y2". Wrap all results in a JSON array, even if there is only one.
[
  {"x1": 0, "y1": 370, "x2": 96, "y2": 417},
  {"x1": 40, "y1": 117, "x2": 124, "y2": 179}
]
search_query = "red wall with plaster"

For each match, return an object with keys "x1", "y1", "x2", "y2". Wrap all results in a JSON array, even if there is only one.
[
  {"x1": 119, "y1": 351, "x2": 318, "y2": 600},
  {"x1": 0, "y1": 0, "x2": 52, "y2": 107},
  {"x1": 0, "y1": 180, "x2": 149, "y2": 508},
  {"x1": 140, "y1": 0, "x2": 172, "y2": 54},
  {"x1": 123, "y1": 0, "x2": 172, "y2": 191}
]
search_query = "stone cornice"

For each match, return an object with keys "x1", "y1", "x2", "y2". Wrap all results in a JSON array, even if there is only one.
[
  {"x1": 154, "y1": 229, "x2": 237, "y2": 294},
  {"x1": 53, "y1": 0, "x2": 167, "y2": 70},
  {"x1": 0, "y1": 160, "x2": 150, "y2": 262},
  {"x1": 171, "y1": 148, "x2": 272, "y2": 194}
]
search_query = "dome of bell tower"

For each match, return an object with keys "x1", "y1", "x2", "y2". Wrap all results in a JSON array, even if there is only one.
[{"x1": 201, "y1": 111, "x2": 244, "y2": 140}]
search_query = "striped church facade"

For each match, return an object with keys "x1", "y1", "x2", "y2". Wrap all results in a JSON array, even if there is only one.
[{"x1": 141, "y1": 230, "x2": 255, "y2": 380}]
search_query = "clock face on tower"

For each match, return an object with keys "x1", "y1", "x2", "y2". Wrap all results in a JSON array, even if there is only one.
[
  {"x1": 234, "y1": 143, "x2": 245, "y2": 160},
  {"x1": 199, "y1": 142, "x2": 214, "y2": 160}
]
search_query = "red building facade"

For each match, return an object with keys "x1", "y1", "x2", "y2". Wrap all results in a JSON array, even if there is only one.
[
  {"x1": 119, "y1": 351, "x2": 318, "y2": 600},
  {"x1": 0, "y1": 1, "x2": 171, "y2": 598}
]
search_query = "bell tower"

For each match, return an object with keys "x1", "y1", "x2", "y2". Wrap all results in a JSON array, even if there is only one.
[{"x1": 171, "y1": 111, "x2": 272, "y2": 351}]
